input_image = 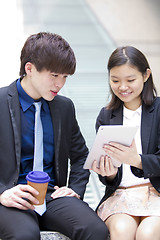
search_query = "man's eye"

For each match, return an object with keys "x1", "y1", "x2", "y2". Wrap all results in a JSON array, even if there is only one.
[{"x1": 52, "y1": 74, "x2": 58, "y2": 77}]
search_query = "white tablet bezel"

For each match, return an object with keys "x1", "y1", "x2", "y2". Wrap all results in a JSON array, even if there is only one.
[{"x1": 83, "y1": 125, "x2": 138, "y2": 169}]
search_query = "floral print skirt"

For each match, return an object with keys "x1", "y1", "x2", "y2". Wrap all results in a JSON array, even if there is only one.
[{"x1": 97, "y1": 183, "x2": 160, "y2": 222}]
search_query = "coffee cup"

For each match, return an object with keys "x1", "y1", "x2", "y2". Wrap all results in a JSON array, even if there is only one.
[{"x1": 26, "y1": 171, "x2": 50, "y2": 205}]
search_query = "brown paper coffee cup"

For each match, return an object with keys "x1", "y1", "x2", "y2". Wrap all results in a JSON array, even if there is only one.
[
  {"x1": 27, "y1": 181, "x2": 48, "y2": 205},
  {"x1": 26, "y1": 171, "x2": 50, "y2": 205}
]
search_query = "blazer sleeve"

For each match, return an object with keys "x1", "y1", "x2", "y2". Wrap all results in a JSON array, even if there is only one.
[
  {"x1": 141, "y1": 101, "x2": 160, "y2": 179},
  {"x1": 50, "y1": 96, "x2": 90, "y2": 199},
  {"x1": 67, "y1": 100, "x2": 90, "y2": 199},
  {"x1": 131, "y1": 99, "x2": 160, "y2": 181}
]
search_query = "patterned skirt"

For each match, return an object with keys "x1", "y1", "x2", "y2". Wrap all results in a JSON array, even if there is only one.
[{"x1": 97, "y1": 183, "x2": 160, "y2": 222}]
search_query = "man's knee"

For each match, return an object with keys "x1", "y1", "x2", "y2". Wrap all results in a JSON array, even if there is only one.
[
  {"x1": 0, "y1": 227, "x2": 40, "y2": 240},
  {"x1": 90, "y1": 221, "x2": 109, "y2": 239},
  {"x1": 10, "y1": 227, "x2": 40, "y2": 240},
  {"x1": 74, "y1": 216, "x2": 108, "y2": 240},
  {"x1": 88, "y1": 219, "x2": 108, "y2": 239},
  {"x1": 0, "y1": 207, "x2": 40, "y2": 240}
]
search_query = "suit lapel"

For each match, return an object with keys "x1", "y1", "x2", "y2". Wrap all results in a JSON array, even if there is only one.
[
  {"x1": 141, "y1": 104, "x2": 154, "y2": 154},
  {"x1": 7, "y1": 81, "x2": 21, "y2": 167},
  {"x1": 48, "y1": 99, "x2": 61, "y2": 182},
  {"x1": 110, "y1": 105, "x2": 123, "y2": 125}
]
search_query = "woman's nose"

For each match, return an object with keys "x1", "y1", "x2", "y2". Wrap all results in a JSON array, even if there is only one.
[{"x1": 119, "y1": 84, "x2": 128, "y2": 90}]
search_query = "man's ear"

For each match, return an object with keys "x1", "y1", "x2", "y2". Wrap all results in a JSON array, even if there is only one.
[
  {"x1": 25, "y1": 62, "x2": 33, "y2": 76},
  {"x1": 144, "y1": 68, "x2": 151, "y2": 83}
]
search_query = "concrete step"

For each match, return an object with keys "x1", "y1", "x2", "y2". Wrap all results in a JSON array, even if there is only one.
[
  {"x1": 0, "y1": 231, "x2": 110, "y2": 239},
  {"x1": 0, "y1": 232, "x2": 70, "y2": 240},
  {"x1": 40, "y1": 231, "x2": 70, "y2": 240},
  {"x1": 40, "y1": 231, "x2": 110, "y2": 240}
]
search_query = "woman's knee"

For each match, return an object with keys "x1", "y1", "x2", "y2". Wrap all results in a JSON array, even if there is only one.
[
  {"x1": 136, "y1": 228, "x2": 155, "y2": 240},
  {"x1": 136, "y1": 216, "x2": 160, "y2": 240},
  {"x1": 106, "y1": 214, "x2": 139, "y2": 240},
  {"x1": 112, "y1": 218, "x2": 129, "y2": 235}
]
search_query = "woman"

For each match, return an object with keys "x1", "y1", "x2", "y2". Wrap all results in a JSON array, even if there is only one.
[{"x1": 91, "y1": 46, "x2": 160, "y2": 240}]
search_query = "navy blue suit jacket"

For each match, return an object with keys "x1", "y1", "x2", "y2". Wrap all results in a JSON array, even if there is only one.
[{"x1": 96, "y1": 98, "x2": 160, "y2": 208}]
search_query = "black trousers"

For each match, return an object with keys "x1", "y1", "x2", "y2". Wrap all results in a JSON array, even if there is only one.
[{"x1": 0, "y1": 196, "x2": 108, "y2": 240}]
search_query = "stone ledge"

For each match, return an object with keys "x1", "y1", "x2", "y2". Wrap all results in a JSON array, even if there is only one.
[
  {"x1": 0, "y1": 231, "x2": 110, "y2": 239},
  {"x1": 40, "y1": 231, "x2": 70, "y2": 240},
  {"x1": 41, "y1": 231, "x2": 110, "y2": 240}
]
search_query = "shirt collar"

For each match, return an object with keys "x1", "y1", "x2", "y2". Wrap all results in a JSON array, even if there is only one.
[
  {"x1": 123, "y1": 105, "x2": 142, "y2": 120},
  {"x1": 16, "y1": 78, "x2": 48, "y2": 112}
]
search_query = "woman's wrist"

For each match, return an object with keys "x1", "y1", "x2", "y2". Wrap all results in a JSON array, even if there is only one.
[
  {"x1": 135, "y1": 154, "x2": 142, "y2": 169},
  {"x1": 106, "y1": 172, "x2": 117, "y2": 182}
]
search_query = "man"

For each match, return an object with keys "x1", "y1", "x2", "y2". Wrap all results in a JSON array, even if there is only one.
[{"x1": 0, "y1": 32, "x2": 108, "y2": 240}]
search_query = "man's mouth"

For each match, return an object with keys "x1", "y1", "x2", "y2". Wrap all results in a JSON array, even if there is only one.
[{"x1": 51, "y1": 90, "x2": 58, "y2": 96}]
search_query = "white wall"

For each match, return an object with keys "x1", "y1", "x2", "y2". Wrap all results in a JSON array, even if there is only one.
[{"x1": 0, "y1": 0, "x2": 24, "y2": 87}]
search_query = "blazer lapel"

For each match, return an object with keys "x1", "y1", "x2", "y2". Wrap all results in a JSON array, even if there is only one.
[
  {"x1": 110, "y1": 105, "x2": 123, "y2": 125},
  {"x1": 141, "y1": 104, "x2": 154, "y2": 154},
  {"x1": 7, "y1": 81, "x2": 21, "y2": 167},
  {"x1": 48, "y1": 99, "x2": 61, "y2": 182}
]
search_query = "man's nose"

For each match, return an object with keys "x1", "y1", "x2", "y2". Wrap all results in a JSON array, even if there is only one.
[{"x1": 55, "y1": 78, "x2": 64, "y2": 88}]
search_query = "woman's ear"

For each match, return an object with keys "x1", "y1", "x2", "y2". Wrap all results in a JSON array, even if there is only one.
[{"x1": 144, "y1": 68, "x2": 151, "y2": 82}]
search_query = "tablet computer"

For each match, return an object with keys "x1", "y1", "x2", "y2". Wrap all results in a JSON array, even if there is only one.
[{"x1": 83, "y1": 125, "x2": 138, "y2": 169}]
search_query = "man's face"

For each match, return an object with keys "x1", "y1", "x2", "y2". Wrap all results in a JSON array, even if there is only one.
[{"x1": 23, "y1": 63, "x2": 68, "y2": 101}]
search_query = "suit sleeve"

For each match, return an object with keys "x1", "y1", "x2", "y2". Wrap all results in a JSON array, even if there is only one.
[{"x1": 67, "y1": 100, "x2": 90, "y2": 199}]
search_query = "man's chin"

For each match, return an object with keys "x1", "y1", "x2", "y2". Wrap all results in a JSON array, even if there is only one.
[{"x1": 43, "y1": 95, "x2": 56, "y2": 101}]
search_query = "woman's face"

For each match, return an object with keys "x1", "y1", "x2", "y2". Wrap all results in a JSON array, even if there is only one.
[{"x1": 109, "y1": 64, "x2": 150, "y2": 110}]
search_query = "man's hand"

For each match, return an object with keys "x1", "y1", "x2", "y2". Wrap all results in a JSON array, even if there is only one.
[
  {"x1": 51, "y1": 186, "x2": 80, "y2": 199},
  {"x1": 0, "y1": 184, "x2": 39, "y2": 210}
]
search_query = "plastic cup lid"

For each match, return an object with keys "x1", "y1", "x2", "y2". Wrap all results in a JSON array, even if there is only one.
[{"x1": 26, "y1": 171, "x2": 50, "y2": 183}]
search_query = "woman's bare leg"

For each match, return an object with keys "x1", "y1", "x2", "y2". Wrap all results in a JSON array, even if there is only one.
[
  {"x1": 136, "y1": 216, "x2": 160, "y2": 240},
  {"x1": 105, "y1": 213, "x2": 140, "y2": 240}
]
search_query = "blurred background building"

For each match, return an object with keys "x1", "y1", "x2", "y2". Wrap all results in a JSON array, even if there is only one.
[{"x1": 0, "y1": 0, "x2": 159, "y2": 209}]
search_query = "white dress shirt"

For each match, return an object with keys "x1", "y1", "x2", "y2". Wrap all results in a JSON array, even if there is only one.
[{"x1": 119, "y1": 105, "x2": 149, "y2": 187}]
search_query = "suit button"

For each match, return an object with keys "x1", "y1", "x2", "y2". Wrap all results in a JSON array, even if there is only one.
[{"x1": 13, "y1": 181, "x2": 16, "y2": 186}]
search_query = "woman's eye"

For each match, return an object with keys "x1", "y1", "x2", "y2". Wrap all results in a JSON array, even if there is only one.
[
  {"x1": 128, "y1": 79, "x2": 135, "y2": 82},
  {"x1": 112, "y1": 80, "x2": 119, "y2": 83}
]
